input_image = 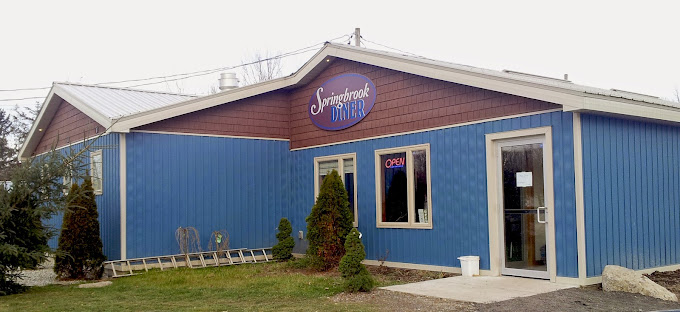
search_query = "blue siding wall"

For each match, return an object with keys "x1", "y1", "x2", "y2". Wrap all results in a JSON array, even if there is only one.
[
  {"x1": 582, "y1": 114, "x2": 680, "y2": 276},
  {"x1": 289, "y1": 111, "x2": 578, "y2": 277},
  {"x1": 46, "y1": 133, "x2": 121, "y2": 260},
  {"x1": 125, "y1": 133, "x2": 290, "y2": 259}
]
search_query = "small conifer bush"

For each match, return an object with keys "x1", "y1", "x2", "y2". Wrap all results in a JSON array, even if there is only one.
[
  {"x1": 54, "y1": 180, "x2": 106, "y2": 280},
  {"x1": 339, "y1": 228, "x2": 374, "y2": 292},
  {"x1": 305, "y1": 170, "x2": 353, "y2": 270},
  {"x1": 273, "y1": 217, "x2": 295, "y2": 261}
]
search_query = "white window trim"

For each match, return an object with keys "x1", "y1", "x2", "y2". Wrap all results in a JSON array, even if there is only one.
[
  {"x1": 63, "y1": 164, "x2": 73, "y2": 195},
  {"x1": 375, "y1": 143, "x2": 432, "y2": 229},
  {"x1": 90, "y1": 150, "x2": 103, "y2": 195},
  {"x1": 314, "y1": 153, "x2": 358, "y2": 227}
]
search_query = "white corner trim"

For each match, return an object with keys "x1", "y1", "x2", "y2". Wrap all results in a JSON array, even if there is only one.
[
  {"x1": 119, "y1": 133, "x2": 127, "y2": 260},
  {"x1": 573, "y1": 113, "x2": 587, "y2": 282},
  {"x1": 129, "y1": 130, "x2": 290, "y2": 142},
  {"x1": 291, "y1": 109, "x2": 563, "y2": 152}
]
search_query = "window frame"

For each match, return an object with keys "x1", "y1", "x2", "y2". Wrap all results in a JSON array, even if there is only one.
[
  {"x1": 90, "y1": 150, "x2": 103, "y2": 195},
  {"x1": 313, "y1": 153, "x2": 358, "y2": 227},
  {"x1": 374, "y1": 143, "x2": 432, "y2": 229},
  {"x1": 63, "y1": 164, "x2": 73, "y2": 195}
]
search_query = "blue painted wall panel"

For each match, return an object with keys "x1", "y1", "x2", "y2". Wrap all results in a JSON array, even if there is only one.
[
  {"x1": 288, "y1": 111, "x2": 578, "y2": 277},
  {"x1": 582, "y1": 114, "x2": 680, "y2": 276},
  {"x1": 45, "y1": 133, "x2": 121, "y2": 260},
  {"x1": 125, "y1": 133, "x2": 290, "y2": 259}
]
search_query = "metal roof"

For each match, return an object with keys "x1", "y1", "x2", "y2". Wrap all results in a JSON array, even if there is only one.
[{"x1": 54, "y1": 82, "x2": 196, "y2": 119}]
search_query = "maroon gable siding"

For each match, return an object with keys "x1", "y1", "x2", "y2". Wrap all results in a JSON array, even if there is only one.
[
  {"x1": 135, "y1": 90, "x2": 290, "y2": 139},
  {"x1": 34, "y1": 100, "x2": 104, "y2": 155},
  {"x1": 288, "y1": 59, "x2": 560, "y2": 149}
]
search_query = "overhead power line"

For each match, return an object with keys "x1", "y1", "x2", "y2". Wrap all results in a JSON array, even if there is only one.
[
  {"x1": 360, "y1": 37, "x2": 423, "y2": 58},
  {"x1": 0, "y1": 96, "x2": 47, "y2": 102},
  {"x1": 0, "y1": 33, "x2": 352, "y2": 97}
]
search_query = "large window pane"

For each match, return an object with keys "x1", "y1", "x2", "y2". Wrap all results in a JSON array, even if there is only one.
[
  {"x1": 381, "y1": 152, "x2": 408, "y2": 222},
  {"x1": 413, "y1": 150, "x2": 428, "y2": 224}
]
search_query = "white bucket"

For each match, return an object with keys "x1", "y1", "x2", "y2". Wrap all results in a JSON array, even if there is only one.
[{"x1": 457, "y1": 256, "x2": 480, "y2": 277}]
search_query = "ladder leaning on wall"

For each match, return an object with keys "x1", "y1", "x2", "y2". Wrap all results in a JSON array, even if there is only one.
[{"x1": 103, "y1": 247, "x2": 273, "y2": 278}]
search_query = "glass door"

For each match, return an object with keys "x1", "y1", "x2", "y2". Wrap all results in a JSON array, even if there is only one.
[{"x1": 498, "y1": 138, "x2": 549, "y2": 279}]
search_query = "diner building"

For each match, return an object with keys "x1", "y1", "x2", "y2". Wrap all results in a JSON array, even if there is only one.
[{"x1": 19, "y1": 43, "x2": 680, "y2": 285}]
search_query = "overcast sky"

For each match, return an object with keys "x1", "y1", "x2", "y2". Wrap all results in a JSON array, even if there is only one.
[{"x1": 1, "y1": 1, "x2": 678, "y2": 112}]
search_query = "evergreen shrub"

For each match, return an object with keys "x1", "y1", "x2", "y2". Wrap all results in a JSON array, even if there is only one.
[
  {"x1": 338, "y1": 228, "x2": 374, "y2": 292},
  {"x1": 305, "y1": 170, "x2": 353, "y2": 270},
  {"x1": 54, "y1": 180, "x2": 105, "y2": 280},
  {"x1": 272, "y1": 217, "x2": 295, "y2": 261}
]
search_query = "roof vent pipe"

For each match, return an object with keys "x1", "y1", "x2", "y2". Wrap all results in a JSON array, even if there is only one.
[{"x1": 218, "y1": 73, "x2": 239, "y2": 91}]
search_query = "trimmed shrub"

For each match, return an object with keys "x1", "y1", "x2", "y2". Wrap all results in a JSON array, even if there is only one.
[
  {"x1": 305, "y1": 169, "x2": 353, "y2": 270},
  {"x1": 338, "y1": 228, "x2": 374, "y2": 292},
  {"x1": 273, "y1": 218, "x2": 295, "y2": 261},
  {"x1": 54, "y1": 180, "x2": 105, "y2": 280}
]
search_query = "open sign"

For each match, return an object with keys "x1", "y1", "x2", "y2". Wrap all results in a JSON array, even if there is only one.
[{"x1": 385, "y1": 157, "x2": 405, "y2": 169}]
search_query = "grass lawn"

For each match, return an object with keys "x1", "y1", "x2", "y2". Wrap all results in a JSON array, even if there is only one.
[{"x1": 0, "y1": 262, "x2": 391, "y2": 312}]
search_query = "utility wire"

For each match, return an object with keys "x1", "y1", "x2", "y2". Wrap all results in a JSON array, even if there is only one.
[
  {"x1": 0, "y1": 33, "x2": 352, "y2": 96},
  {"x1": 360, "y1": 37, "x2": 423, "y2": 57},
  {"x1": 0, "y1": 96, "x2": 46, "y2": 102}
]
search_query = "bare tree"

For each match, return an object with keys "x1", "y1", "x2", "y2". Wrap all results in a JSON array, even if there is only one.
[
  {"x1": 240, "y1": 51, "x2": 283, "y2": 86},
  {"x1": 11, "y1": 102, "x2": 41, "y2": 149},
  {"x1": 674, "y1": 87, "x2": 679, "y2": 103}
]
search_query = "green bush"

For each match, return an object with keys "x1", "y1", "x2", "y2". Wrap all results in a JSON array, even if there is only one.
[
  {"x1": 339, "y1": 228, "x2": 374, "y2": 292},
  {"x1": 0, "y1": 151, "x2": 72, "y2": 295},
  {"x1": 272, "y1": 218, "x2": 295, "y2": 261},
  {"x1": 305, "y1": 170, "x2": 353, "y2": 271},
  {"x1": 54, "y1": 180, "x2": 105, "y2": 280},
  {"x1": 0, "y1": 189, "x2": 50, "y2": 295}
]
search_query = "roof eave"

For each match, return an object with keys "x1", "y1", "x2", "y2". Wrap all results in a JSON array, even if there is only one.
[{"x1": 18, "y1": 84, "x2": 114, "y2": 160}]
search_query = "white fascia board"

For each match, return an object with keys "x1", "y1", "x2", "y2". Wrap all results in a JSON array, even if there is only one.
[
  {"x1": 563, "y1": 97, "x2": 680, "y2": 123},
  {"x1": 331, "y1": 47, "x2": 586, "y2": 110},
  {"x1": 53, "y1": 86, "x2": 112, "y2": 129}
]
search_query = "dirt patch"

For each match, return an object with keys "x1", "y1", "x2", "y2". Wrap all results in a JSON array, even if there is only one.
[
  {"x1": 332, "y1": 268, "x2": 680, "y2": 312},
  {"x1": 646, "y1": 269, "x2": 680, "y2": 298},
  {"x1": 332, "y1": 289, "x2": 477, "y2": 312},
  {"x1": 366, "y1": 265, "x2": 457, "y2": 284},
  {"x1": 480, "y1": 285, "x2": 680, "y2": 312}
]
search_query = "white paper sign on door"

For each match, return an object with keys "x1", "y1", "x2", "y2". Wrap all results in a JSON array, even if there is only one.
[{"x1": 516, "y1": 172, "x2": 533, "y2": 187}]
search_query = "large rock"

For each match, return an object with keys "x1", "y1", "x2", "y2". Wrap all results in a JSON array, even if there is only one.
[{"x1": 602, "y1": 265, "x2": 677, "y2": 302}]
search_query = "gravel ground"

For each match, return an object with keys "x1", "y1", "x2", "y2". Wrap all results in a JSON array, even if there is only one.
[{"x1": 16, "y1": 258, "x2": 57, "y2": 287}]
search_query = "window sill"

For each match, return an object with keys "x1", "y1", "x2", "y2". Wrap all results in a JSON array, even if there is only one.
[{"x1": 376, "y1": 223, "x2": 432, "y2": 229}]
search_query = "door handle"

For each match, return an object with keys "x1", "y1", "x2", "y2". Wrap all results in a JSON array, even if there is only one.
[{"x1": 537, "y1": 207, "x2": 547, "y2": 224}]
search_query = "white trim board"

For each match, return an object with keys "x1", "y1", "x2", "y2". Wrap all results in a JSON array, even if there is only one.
[
  {"x1": 130, "y1": 130, "x2": 290, "y2": 142},
  {"x1": 119, "y1": 133, "x2": 127, "y2": 260},
  {"x1": 573, "y1": 113, "x2": 587, "y2": 282}
]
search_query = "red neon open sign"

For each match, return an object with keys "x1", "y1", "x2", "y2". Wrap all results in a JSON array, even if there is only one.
[{"x1": 385, "y1": 157, "x2": 405, "y2": 169}]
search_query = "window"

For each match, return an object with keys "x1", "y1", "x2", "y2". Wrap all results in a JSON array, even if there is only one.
[
  {"x1": 375, "y1": 144, "x2": 431, "y2": 229},
  {"x1": 314, "y1": 153, "x2": 358, "y2": 227},
  {"x1": 90, "y1": 150, "x2": 103, "y2": 195}
]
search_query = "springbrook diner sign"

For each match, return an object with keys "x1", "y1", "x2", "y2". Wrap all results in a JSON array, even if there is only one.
[{"x1": 308, "y1": 73, "x2": 376, "y2": 130}]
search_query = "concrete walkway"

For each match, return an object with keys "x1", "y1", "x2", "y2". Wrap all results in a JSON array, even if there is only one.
[{"x1": 381, "y1": 276, "x2": 576, "y2": 304}]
